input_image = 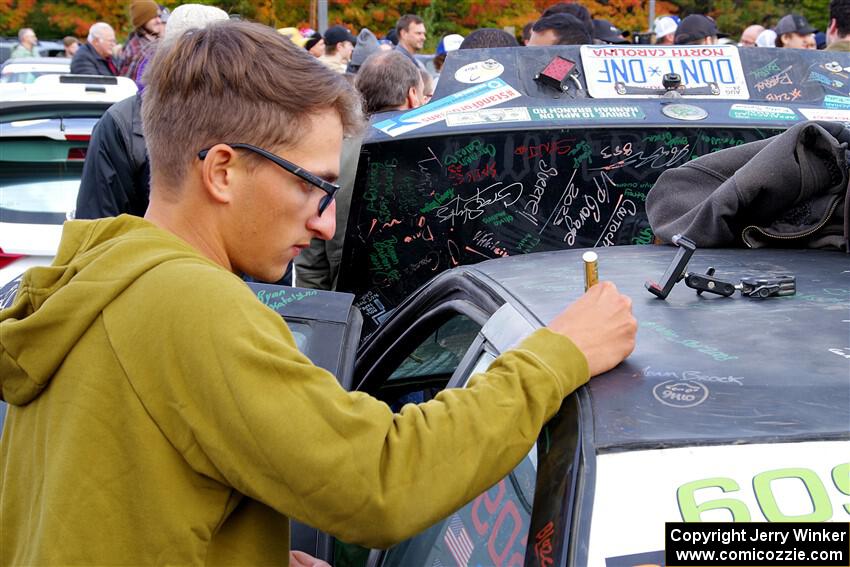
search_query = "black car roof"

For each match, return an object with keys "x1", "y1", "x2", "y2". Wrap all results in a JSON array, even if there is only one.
[
  {"x1": 339, "y1": 46, "x2": 850, "y2": 338},
  {"x1": 468, "y1": 246, "x2": 850, "y2": 450},
  {"x1": 367, "y1": 45, "x2": 850, "y2": 142}
]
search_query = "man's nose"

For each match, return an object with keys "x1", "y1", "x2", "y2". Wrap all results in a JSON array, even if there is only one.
[{"x1": 308, "y1": 198, "x2": 337, "y2": 241}]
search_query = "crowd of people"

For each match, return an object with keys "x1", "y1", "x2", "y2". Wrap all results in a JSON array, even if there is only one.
[{"x1": 10, "y1": 0, "x2": 850, "y2": 83}]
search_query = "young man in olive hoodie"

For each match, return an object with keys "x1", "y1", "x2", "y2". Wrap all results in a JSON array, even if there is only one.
[{"x1": 0, "y1": 21, "x2": 636, "y2": 566}]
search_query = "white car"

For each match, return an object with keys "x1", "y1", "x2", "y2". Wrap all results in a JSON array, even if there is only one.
[
  {"x1": 0, "y1": 74, "x2": 137, "y2": 286},
  {"x1": 0, "y1": 57, "x2": 70, "y2": 84}
]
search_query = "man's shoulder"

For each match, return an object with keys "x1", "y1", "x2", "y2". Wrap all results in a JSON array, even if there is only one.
[
  {"x1": 827, "y1": 39, "x2": 850, "y2": 52},
  {"x1": 104, "y1": 94, "x2": 140, "y2": 125},
  {"x1": 72, "y1": 43, "x2": 93, "y2": 57},
  {"x1": 111, "y1": 236, "x2": 255, "y2": 311},
  {"x1": 70, "y1": 44, "x2": 94, "y2": 67}
]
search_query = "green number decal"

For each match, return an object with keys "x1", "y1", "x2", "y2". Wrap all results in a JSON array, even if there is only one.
[
  {"x1": 753, "y1": 468, "x2": 832, "y2": 522},
  {"x1": 677, "y1": 478, "x2": 751, "y2": 522},
  {"x1": 832, "y1": 463, "x2": 850, "y2": 515}
]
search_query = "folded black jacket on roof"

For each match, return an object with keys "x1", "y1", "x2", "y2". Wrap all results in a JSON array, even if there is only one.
[{"x1": 646, "y1": 120, "x2": 850, "y2": 252}]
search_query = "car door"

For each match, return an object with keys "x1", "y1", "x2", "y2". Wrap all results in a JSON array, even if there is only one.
[
  {"x1": 246, "y1": 282, "x2": 364, "y2": 558},
  {"x1": 339, "y1": 268, "x2": 582, "y2": 567}
]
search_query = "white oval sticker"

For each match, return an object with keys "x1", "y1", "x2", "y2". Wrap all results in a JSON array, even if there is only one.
[{"x1": 454, "y1": 59, "x2": 505, "y2": 84}]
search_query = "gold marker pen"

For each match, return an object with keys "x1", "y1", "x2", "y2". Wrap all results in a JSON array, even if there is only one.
[{"x1": 582, "y1": 251, "x2": 599, "y2": 291}]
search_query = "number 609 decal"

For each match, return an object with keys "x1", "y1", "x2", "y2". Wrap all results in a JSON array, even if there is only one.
[{"x1": 677, "y1": 463, "x2": 850, "y2": 522}]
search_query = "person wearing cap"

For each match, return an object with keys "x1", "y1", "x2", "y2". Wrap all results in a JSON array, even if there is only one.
[
  {"x1": 593, "y1": 19, "x2": 630, "y2": 44},
  {"x1": 119, "y1": 0, "x2": 165, "y2": 80},
  {"x1": 395, "y1": 14, "x2": 426, "y2": 69},
  {"x1": 828, "y1": 0, "x2": 850, "y2": 50},
  {"x1": 529, "y1": 13, "x2": 592, "y2": 46},
  {"x1": 774, "y1": 14, "x2": 816, "y2": 49},
  {"x1": 433, "y1": 33, "x2": 463, "y2": 73},
  {"x1": 654, "y1": 16, "x2": 678, "y2": 45},
  {"x1": 739, "y1": 24, "x2": 765, "y2": 47},
  {"x1": 318, "y1": 25, "x2": 356, "y2": 73},
  {"x1": 71, "y1": 22, "x2": 119, "y2": 76},
  {"x1": 674, "y1": 14, "x2": 724, "y2": 45}
]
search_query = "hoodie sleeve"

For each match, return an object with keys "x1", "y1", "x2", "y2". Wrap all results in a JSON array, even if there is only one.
[{"x1": 106, "y1": 260, "x2": 588, "y2": 548}]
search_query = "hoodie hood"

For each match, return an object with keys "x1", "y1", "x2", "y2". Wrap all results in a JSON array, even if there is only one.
[{"x1": 1, "y1": 215, "x2": 214, "y2": 405}]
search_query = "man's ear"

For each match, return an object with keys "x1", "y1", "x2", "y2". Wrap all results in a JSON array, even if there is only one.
[
  {"x1": 828, "y1": 18, "x2": 839, "y2": 36},
  {"x1": 406, "y1": 86, "x2": 420, "y2": 110},
  {"x1": 199, "y1": 144, "x2": 239, "y2": 204}
]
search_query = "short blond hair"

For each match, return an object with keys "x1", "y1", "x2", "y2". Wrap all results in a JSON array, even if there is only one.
[{"x1": 142, "y1": 20, "x2": 363, "y2": 189}]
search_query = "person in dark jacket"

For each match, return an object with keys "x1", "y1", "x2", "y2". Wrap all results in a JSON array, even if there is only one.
[
  {"x1": 75, "y1": 94, "x2": 149, "y2": 219},
  {"x1": 71, "y1": 22, "x2": 118, "y2": 76}
]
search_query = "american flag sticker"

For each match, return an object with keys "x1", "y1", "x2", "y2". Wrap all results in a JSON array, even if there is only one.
[{"x1": 444, "y1": 514, "x2": 475, "y2": 567}]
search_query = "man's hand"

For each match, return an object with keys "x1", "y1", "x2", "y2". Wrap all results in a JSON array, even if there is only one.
[
  {"x1": 290, "y1": 550, "x2": 332, "y2": 567},
  {"x1": 547, "y1": 281, "x2": 636, "y2": 377}
]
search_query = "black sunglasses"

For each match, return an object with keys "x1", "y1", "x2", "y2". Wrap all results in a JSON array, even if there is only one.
[{"x1": 197, "y1": 142, "x2": 340, "y2": 216}]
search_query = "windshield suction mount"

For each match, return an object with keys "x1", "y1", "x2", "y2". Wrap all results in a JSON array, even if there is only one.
[{"x1": 615, "y1": 73, "x2": 720, "y2": 98}]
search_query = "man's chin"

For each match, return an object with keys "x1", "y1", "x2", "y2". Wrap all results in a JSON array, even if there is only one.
[{"x1": 241, "y1": 263, "x2": 291, "y2": 285}]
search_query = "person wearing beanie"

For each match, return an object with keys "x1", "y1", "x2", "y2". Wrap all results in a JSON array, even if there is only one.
[
  {"x1": 128, "y1": 3, "x2": 228, "y2": 90},
  {"x1": 303, "y1": 31, "x2": 324, "y2": 57},
  {"x1": 346, "y1": 28, "x2": 379, "y2": 73},
  {"x1": 162, "y1": 3, "x2": 229, "y2": 42},
  {"x1": 119, "y1": 0, "x2": 164, "y2": 79}
]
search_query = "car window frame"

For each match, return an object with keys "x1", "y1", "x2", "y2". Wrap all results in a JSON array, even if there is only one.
[{"x1": 353, "y1": 269, "x2": 503, "y2": 393}]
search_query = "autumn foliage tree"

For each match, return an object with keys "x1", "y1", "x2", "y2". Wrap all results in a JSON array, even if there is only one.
[{"x1": 0, "y1": 0, "x2": 831, "y2": 47}]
